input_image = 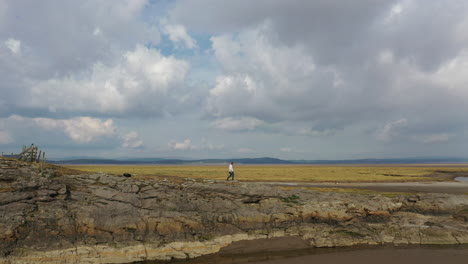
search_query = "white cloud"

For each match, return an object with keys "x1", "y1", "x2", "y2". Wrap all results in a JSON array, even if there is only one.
[
  {"x1": 204, "y1": 143, "x2": 224, "y2": 150},
  {"x1": 419, "y1": 133, "x2": 451, "y2": 144},
  {"x1": 378, "y1": 49, "x2": 394, "y2": 64},
  {"x1": 200, "y1": 139, "x2": 224, "y2": 150},
  {"x1": 4, "y1": 38, "x2": 21, "y2": 55},
  {"x1": 237, "y1": 148, "x2": 254, "y2": 153},
  {"x1": 384, "y1": 2, "x2": 406, "y2": 23},
  {"x1": 161, "y1": 21, "x2": 197, "y2": 49},
  {"x1": 167, "y1": 139, "x2": 224, "y2": 151},
  {"x1": 279, "y1": 147, "x2": 305, "y2": 154},
  {"x1": 296, "y1": 128, "x2": 335, "y2": 137},
  {"x1": 93, "y1": 27, "x2": 102, "y2": 36},
  {"x1": 0, "y1": 130, "x2": 13, "y2": 144},
  {"x1": 376, "y1": 119, "x2": 408, "y2": 142},
  {"x1": 206, "y1": 23, "x2": 339, "y2": 123},
  {"x1": 214, "y1": 117, "x2": 264, "y2": 131},
  {"x1": 26, "y1": 45, "x2": 190, "y2": 115},
  {"x1": 431, "y1": 49, "x2": 468, "y2": 96},
  {"x1": 122, "y1": 131, "x2": 144, "y2": 148},
  {"x1": 9, "y1": 115, "x2": 116, "y2": 143},
  {"x1": 61, "y1": 118, "x2": 115, "y2": 143},
  {"x1": 168, "y1": 139, "x2": 193, "y2": 150}
]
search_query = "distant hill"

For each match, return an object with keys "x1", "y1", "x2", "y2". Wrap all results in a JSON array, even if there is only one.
[{"x1": 50, "y1": 156, "x2": 468, "y2": 165}]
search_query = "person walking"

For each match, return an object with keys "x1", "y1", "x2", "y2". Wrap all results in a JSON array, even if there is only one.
[{"x1": 227, "y1": 162, "x2": 235, "y2": 181}]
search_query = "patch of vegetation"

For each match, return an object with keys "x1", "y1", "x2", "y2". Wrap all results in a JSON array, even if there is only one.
[
  {"x1": 198, "y1": 233, "x2": 215, "y2": 241},
  {"x1": 281, "y1": 194, "x2": 300, "y2": 204}
]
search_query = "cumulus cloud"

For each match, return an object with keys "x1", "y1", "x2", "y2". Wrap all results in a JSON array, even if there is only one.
[
  {"x1": 168, "y1": 139, "x2": 193, "y2": 150},
  {"x1": 200, "y1": 139, "x2": 224, "y2": 150},
  {"x1": 0, "y1": 0, "x2": 163, "y2": 118},
  {"x1": 376, "y1": 119, "x2": 408, "y2": 142},
  {"x1": 237, "y1": 148, "x2": 254, "y2": 153},
  {"x1": 161, "y1": 20, "x2": 197, "y2": 49},
  {"x1": 168, "y1": 138, "x2": 224, "y2": 151},
  {"x1": 1, "y1": 0, "x2": 159, "y2": 74},
  {"x1": 122, "y1": 131, "x2": 144, "y2": 148},
  {"x1": 2, "y1": 0, "x2": 468, "y2": 159},
  {"x1": 9, "y1": 115, "x2": 116, "y2": 143},
  {"x1": 207, "y1": 24, "x2": 329, "y2": 124},
  {"x1": 181, "y1": 0, "x2": 468, "y2": 141},
  {"x1": 24, "y1": 45, "x2": 189, "y2": 116},
  {"x1": 93, "y1": 27, "x2": 102, "y2": 36},
  {"x1": 213, "y1": 117, "x2": 264, "y2": 131},
  {"x1": 4, "y1": 38, "x2": 21, "y2": 55},
  {"x1": 418, "y1": 133, "x2": 451, "y2": 144}
]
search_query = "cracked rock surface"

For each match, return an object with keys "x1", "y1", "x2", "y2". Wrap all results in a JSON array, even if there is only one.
[{"x1": 0, "y1": 158, "x2": 467, "y2": 264}]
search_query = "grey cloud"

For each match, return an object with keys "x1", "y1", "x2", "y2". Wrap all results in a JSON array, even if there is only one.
[
  {"x1": 179, "y1": 0, "x2": 468, "y2": 141},
  {"x1": 1, "y1": 0, "x2": 159, "y2": 76},
  {"x1": 20, "y1": 45, "x2": 190, "y2": 118},
  {"x1": 0, "y1": 0, "x2": 167, "y2": 118},
  {"x1": 171, "y1": 0, "x2": 395, "y2": 65},
  {"x1": 2, "y1": 0, "x2": 468, "y2": 159},
  {"x1": 379, "y1": 1, "x2": 468, "y2": 72}
]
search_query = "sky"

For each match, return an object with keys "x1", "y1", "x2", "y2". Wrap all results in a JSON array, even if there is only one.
[{"x1": 1, "y1": 0, "x2": 468, "y2": 160}]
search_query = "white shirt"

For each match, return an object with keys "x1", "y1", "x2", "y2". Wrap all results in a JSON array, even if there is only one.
[{"x1": 229, "y1": 164, "x2": 234, "y2": 172}]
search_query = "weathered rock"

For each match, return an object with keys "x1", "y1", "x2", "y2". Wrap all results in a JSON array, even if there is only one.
[{"x1": 0, "y1": 158, "x2": 467, "y2": 264}]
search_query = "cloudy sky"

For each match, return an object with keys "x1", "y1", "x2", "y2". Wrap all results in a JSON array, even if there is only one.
[{"x1": 1, "y1": 0, "x2": 468, "y2": 160}]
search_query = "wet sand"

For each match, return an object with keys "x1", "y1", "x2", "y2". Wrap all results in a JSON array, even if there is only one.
[
  {"x1": 139, "y1": 238, "x2": 468, "y2": 264},
  {"x1": 141, "y1": 246, "x2": 468, "y2": 264},
  {"x1": 246, "y1": 247, "x2": 468, "y2": 264}
]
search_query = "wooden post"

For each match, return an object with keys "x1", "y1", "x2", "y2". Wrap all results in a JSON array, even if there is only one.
[
  {"x1": 34, "y1": 146, "x2": 38, "y2": 162},
  {"x1": 30, "y1": 144, "x2": 35, "y2": 162}
]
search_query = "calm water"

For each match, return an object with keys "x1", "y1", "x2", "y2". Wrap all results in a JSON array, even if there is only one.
[
  {"x1": 137, "y1": 245, "x2": 468, "y2": 264},
  {"x1": 455, "y1": 176, "x2": 468, "y2": 182}
]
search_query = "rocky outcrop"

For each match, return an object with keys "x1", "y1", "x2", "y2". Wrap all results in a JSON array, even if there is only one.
[{"x1": 0, "y1": 158, "x2": 467, "y2": 264}]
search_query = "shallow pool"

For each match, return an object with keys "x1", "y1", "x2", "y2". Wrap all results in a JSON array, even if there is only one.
[{"x1": 454, "y1": 176, "x2": 468, "y2": 182}]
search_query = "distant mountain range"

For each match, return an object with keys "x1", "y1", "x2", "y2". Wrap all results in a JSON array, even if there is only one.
[{"x1": 49, "y1": 156, "x2": 468, "y2": 165}]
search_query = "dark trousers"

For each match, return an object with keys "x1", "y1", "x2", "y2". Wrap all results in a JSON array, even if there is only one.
[{"x1": 227, "y1": 171, "x2": 234, "y2": 181}]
